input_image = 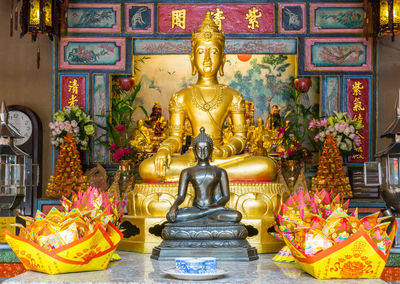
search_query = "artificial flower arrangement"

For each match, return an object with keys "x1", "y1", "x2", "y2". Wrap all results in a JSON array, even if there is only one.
[
  {"x1": 272, "y1": 189, "x2": 396, "y2": 279},
  {"x1": 279, "y1": 77, "x2": 319, "y2": 161},
  {"x1": 49, "y1": 105, "x2": 95, "y2": 151},
  {"x1": 96, "y1": 76, "x2": 148, "y2": 163},
  {"x1": 277, "y1": 124, "x2": 311, "y2": 161},
  {"x1": 3, "y1": 187, "x2": 123, "y2": 274},
  {"x1": 308, "y1": 111, "x2": 363, "y2": 156}
]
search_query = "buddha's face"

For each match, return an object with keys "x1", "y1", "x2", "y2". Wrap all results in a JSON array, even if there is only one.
[
  {"x1": 191, "y1": 41, "x2": 225, "y2": 77},
  {"x1": 194, "y1": 140, "x2": 212, "y2": 161}
]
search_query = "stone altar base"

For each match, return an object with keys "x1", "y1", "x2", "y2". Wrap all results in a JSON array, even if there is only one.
[
  {"x1": 118, "y1": 215, "x2": 284, "y2": 253},
  {"x1": 151, "y1": 221, "x2": 258, "y2": 261}
]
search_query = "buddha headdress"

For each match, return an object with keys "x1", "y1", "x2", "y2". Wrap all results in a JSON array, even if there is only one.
[{"x1": 191, "y1": 11, "x2": 225, "y2": 49}]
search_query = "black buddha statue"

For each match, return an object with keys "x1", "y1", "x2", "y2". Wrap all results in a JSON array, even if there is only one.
[
  {"x1": 167, "y1": 127, "x2": 242, "y2": 223},
  {"x1": 151, "y1": 127, "x2": 258, "y2": 261}
]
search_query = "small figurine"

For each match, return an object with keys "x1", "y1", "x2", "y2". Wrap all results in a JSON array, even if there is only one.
[
  {"x1": 266, "y1": 105, "x2": 284, "y2": 130},
  {"x1": 130, "y1": 120, "x2": 154, "y2": 152},
  {"x1": 222, "y1": 117, "x2": 233, "y2": 145},
  {"x1": 167, "y1": 127, "x2": 242, "y2": 223},
  {"x1": 145, "y1": 101, "x2": 167, "y2": 137},
  {"x1": 252, "y1": 118, "x2": 267, "y2": 156}
]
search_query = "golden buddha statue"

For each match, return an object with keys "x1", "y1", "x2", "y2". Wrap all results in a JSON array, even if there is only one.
[{"x1": 139, "y1": 11, "x2": 277, "y2": 182}]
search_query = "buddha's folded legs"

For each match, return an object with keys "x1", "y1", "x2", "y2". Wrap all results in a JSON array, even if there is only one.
[
  {"x1": 139, "y1": 152, "x2": 277, "y2": 182},
  {"x1": 174, "y1": 206, "x2": 241, "y2": 223}
]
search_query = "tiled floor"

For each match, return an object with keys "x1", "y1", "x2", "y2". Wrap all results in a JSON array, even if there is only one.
[{"x1": 4, "y1": 251, "x2": 389, "y2": 283}]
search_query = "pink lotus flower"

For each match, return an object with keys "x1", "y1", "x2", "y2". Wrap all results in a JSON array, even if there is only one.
[{"x1": 115, "y1": 125, "x2": 126, "y2": 134}]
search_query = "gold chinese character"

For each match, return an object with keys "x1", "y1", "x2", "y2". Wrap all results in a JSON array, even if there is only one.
[
  {"x1": 246, "y1": 7, "x2": 262, "y2": 30},
  {"x1": 68, "y1": 94, "x2": 78, "y2": 106},
  {"x1": 352, "y1": 81, "x2": 364, "y2": 96},
  {"x1": 351, "y1": 153, "x2": 365, "y2": 160},
  {"x1": 352, "y1": 97, "x2": 365, "y2": 112},
  {"x1": 354, "y1": 146, "x2": 363, "y2": 153},
  {"x1": 171, "y1": 9, "x2": 186, "y2": 30},
  {"x1": 356, "y1": 130, "x2": 365, "y2": 140},
  {"x1": 352, "y1": 113, "x2": 364, "y2": 124},
  {"x1": 211, "y1": 8, "x2": 225, "y2": 31},
  {"x1": 68, "y1": 79, "x2": 79, "y2": 95}
]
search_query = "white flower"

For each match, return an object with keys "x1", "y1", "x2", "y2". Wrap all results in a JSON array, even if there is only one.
[
  {"x1": 344, "y1": 127, "x2": 350, "y2": 136},
  {"x1": 349, "y1": 125, "x2": 355, "y2": 133},
  {"x1": 349, "y1": 133, "x2": 355, "y2": 140},
  {"x1": 71, "y1": 120, "x2": 78, "y2": 128}
]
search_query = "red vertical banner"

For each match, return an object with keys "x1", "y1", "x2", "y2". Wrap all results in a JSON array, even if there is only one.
[
  {"x1": 60, "y1": 75, "x2": 87, "y2": 110},
  {"x1": 346, "y1": 77, "x2": 370, "y2": 163},
  {"x1": 158, "y1": 4, "x2": 274, "y2": 34}
]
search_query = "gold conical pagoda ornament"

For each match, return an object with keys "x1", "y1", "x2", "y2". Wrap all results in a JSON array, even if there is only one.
[
  {"x1": 46, "y1": 132, "x2": 88, "y2": 199},
  {"x1": 311, "y1": 134, "x2": 352, "y2": 198}
]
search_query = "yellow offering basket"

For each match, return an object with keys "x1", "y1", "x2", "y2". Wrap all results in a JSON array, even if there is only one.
[
  {"x1": 276, "y1": 220, "x2": 397, "y2": 279},
  {"x1": 3, "y1": 223, "x2": 123, "y2": 275}
]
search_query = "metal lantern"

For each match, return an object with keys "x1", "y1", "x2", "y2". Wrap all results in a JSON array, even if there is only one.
[
  {"x1": 0, "y1": 100, "x2": 38, "y2": 217},
  {"x1": 20, "y1": 0, "x2": 66, "y2": 41},
  {"x1": 367, "y1": 90, "x2": 400, "y2": 253},
  {"x1": 371, "y1": 0, "x2": 400, "y2": 40},
  {"x1": 9, "y1": 0, "x2": 67, "y2": 68}
]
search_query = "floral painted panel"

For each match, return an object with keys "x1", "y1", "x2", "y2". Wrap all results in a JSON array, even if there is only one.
[
  {"x1": 133, "y1": 54, "x2": 319, "y2": 122},
  {"x1": 67, "y1": 4, "x2": 121, "y2": 33},
  {"x1": 324, "y1": 76, "x2": 340, "y2": 116},
  {"x1": 305, "y1": 38, "x2": 372, "y2": 71},
  {"x1": 125, "y1": 4, "x2": 153, "y2": 33},
  {"x1": 59, "y1": 38, "x2": 125, "y2": 70},
  {"x1": 93, "y1": 74, "x2": 107, "y2": 163},
  {"x1": 279, "y1": 3, "x2": 306, "y2": 34},
  {"x1": 133, "y1": 38, "x2": 297, "y2": 54},
  {"x1": 310, "y1": 4, "x2": 364, "y2": 33}
]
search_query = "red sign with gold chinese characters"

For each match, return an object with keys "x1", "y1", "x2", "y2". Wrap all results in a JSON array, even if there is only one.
[
  {"x1": 60, "y1": 75, "x2": 86, "y2": 110},
  {"x1": 346, "y1": 77, "x2": 369, "y2": 163},
  {"x1": 158, "y1": 4, "x2": 274, "y2": 34}
]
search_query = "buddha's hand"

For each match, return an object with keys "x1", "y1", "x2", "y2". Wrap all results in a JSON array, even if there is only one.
[
  {"x1": 213, "y1": 145, "x2": 231, "y2": 159},
  {"x1": 167, "y1": 206, "x2": 177, "y2": 222},
  {"x1": 154, "y1": 148, "x2": 171, "y2": 177}
]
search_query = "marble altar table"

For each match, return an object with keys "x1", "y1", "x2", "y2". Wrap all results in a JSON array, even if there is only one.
[{"x1": 3, "y1": 251, "x2": 388, "y2": 283}]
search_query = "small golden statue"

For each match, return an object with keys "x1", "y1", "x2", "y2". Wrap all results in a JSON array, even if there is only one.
[
  {"x1": 145, "y1": 101, "x2": 167, "y2": 148},
  {"x1": 245, "y1": 101, "x2": 255, "y2": 128},
  {"x1": 222, "y1": 117, "x2": 233, "y2": 145},
  {"x1": 263, "y1": 105, "x2": 287, "y2": 153},
  {"x1": 266, "y1": 105, "x2": 284, "y2": 131},
  {"x1": 251, "y1": 117, "x2": 267, "y2": 156},
  {"x1": 139, "y1": 11, "x2": 277, "y2": 182},
  {"x1": 130, "y1": 120, "x2": 154, "y2": 152}
]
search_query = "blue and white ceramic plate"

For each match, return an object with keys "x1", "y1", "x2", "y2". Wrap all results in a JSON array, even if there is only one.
[{"x1": 163, "y1": 268, "x2": 228, "y2": 280}]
